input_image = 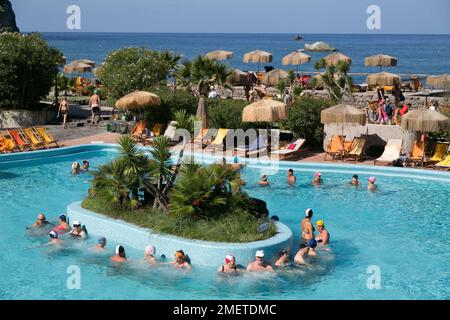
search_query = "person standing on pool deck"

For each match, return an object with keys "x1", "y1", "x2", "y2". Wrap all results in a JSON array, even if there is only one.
[
  {"x1": 287, "y1": 169, "x2": 296, "y2": 186},
  {"x1": 315, "y1": 220, "x2": 330, "y2": 246},
  {"x1": 111, "y1": 245, "x2": 127, "y2": 263},
  {"x1": 89, "y1": 89, "x2": 101, "y2": 125},
  {"x1": 58, "y1": 98, "x2": 70, "y2": 129},
  {"x1": 368, "y1": 177, "x2": 377, "y2": 191},
  {"x1": 246, "y1": 250, "x2": 274, "y2": 272}
]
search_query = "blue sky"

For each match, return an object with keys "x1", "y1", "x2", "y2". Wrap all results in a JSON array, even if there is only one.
[{"x1": 12, "y1": 0, "x2": 450, "y2": 34}]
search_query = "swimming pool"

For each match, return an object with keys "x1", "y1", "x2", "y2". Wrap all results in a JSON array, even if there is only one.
[{"x1": 0, "y1": 145, "x2": 449, "y2": 300}]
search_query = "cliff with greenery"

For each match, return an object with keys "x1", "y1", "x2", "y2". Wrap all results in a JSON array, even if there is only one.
[{"x1": 0, "y1": 0, "x2": 19, "y2": 32}]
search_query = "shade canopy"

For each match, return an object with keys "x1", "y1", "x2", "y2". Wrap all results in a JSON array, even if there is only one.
[
  {"x1": 242, "y1": 99, "x2": 287, "y2": 123},
  {"x1": 243, "y1": 50, "x2": 273, "y2": 64},
  {"x1": 304, "y1": 41, "x2": 336, "y2": 52},
  {"x1": 321, "y1": 104, "x2": 367, "y2": 125},
  {"x1": 115, "y1": 91, "x2": 161, "y2": 110},
  {"x1": 226, "y1": 69, "x2": 248, "y2": 85},
  {"x1": 323, "y1": 52, "x2": 352, "y2": 67},
  {"x1": 367, "y1": 72, "x2": 401, "y2": 87},
  {"x1": 426, "y1": 74, "x2": 450, "y2": 90},
  {"x1": 196, "y1": 96, "x2": 209, "y2": 129},
  {"x1": 400, "y1": 109, "x2": 450, "y2": 133},
  {"x1": 205, "y1": 50, "x2": 234, "y2": 61},
  {"x1": 77, "y1": 59, "x2": 96, "y2": 67},
  {"x1": 63, "y1": 61, "x2": 93, "y2": 74},
  {"x1": 365, "y1": 54, "x2": 397, "y2": 67},
  {"x1": 261, "y1": 69, "x2": 290, "y2": 86},
  {"x1": 282, "y1": 51, "x2": 311, "y2": 66}
]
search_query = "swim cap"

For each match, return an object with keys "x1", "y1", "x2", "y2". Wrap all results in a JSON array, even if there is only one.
[
  {"x1": 255, "y1": 250, "x2": 264, "y2": 258},
  {"x1": 271, "y1": 215, "x2": 280, "y2": 222},
  {"x1": 145, "y1": 245, "x2": 156, "y2": 256},
  {"x1": 49, "y1": 230, "x2": 58, "y2": 239},
  {"x1": 73, "y1": 220, "x2": 81, "y2": 227},
  {"x1": 59, "y1": 214, "x2": 67, "y2": 222},
  {"x1": 225, "y1": 255, "x2": 235, "y2": 264},
  {"x1": 368, "y1": 177, "x2": 376, "y2": 183},
  {"x1": 308, "y1": 239, "x2": 318, "y2": 249},
  {"x1": 316, "y1": 220, "x2": 325, "y2": 227},
  {"x1": 175, "y1": 250, "x2": 185, "y2": 259},
  {"x1": 352, "y1": 174, "x2": 359, "y2": 179},
  {"x1": 115, "y1": 245, "x2": 124, "y2": 255},
  {"x1": 261, "y1": 175, "x2": 268, "y2": 181},
  {"x1": 305, "y1": 208, "x2": 313, "y2": 218},
  {"x1": 98, "y1": 237, "x2": 106, "y2": 245},
  {"x1": 314, "y1": 172, "x2": 322, "y2": 177}
]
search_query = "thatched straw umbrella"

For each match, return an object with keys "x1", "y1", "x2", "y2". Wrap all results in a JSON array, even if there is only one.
[
  {"x1": 63, "y1": 61, "x2": 93, "y2": 74},
  {"x1": 242, "y1": 98, "x2": 287, "y2": 123},
  {"x1": 365, "y1": 54, "x2": 397, "y2": 72},
  {"x1": 261, "y1": 69, "x2": 290, "y2": 87},
  {"x1": 323, "y1": 52, "x2": 352, "y2": 67},
  {"x1": 205, "y1": 50, "x2": 233, "y2": 61},
  {"x1": 115, "y1": 91, "x2": 161, "y2": 110},
  {"x1": 304, "y1": 41, "x2": 336, "y2": 52},
  {"x1": 367, "y1": 72, "x2": 401, "y2": 87},
  {"x1": 226, "y1": 69, "x2": 248, "y2": 85},
  {"x1": 426, "y1": 74, "x2": 450, "y2": 90},
  {"x1": 243, "y1": 50, "x2": 273, "y2": 72},
  {"x1": 401, "y1": 109, "x2": 450, "y2": 133},
  {"x1": 77, "y1": 59, "x2": 96, "y2": 67},
  {"x1": 282, "y1": 51, "x2": 311, "y2": 72},
  {"x1": 321, "y1": 104, "x2": 367, "y2": 126},
  {"x1": 196, "y1": 96, "x2": 209, "y2": 129}
]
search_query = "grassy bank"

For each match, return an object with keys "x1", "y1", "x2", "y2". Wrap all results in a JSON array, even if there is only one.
[{"x1": 81, "y1": 193, "x2": 276, "y2": 243}]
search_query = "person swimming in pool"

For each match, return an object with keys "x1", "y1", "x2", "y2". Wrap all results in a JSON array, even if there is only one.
[
  {"x1": 173, "y1": 250, "x2": 191, "y2": 270},
  {"x1": 144, "y1": 245, "x2": 157, "y2": 265},
  {"x1": 52, "y1": 214, "x2": 70, "y2": 234},
  {"x1": 350, "y1": 174, "x2": 360, "y2": 186},
  {"x1": 69, "y1": 221, "x2": 87, "y2": 239},
  {"x1": 287, "y1": 169, "x2": 296, "y2": 186},
  {"x1": 32, "y1": 213, "x2": 51, "y2": 228},
  {"x1": 258, "y1": 174, "x2": 270, "y2": 187},
  {"x1": 294, "y1": 239, "x2": 317, "y2": 265},
  {"x1": 275, "y1": 249, "x2": 290, "y2": 267},
  {"x1": 312, "y1": 172, "x2": 322, "y2": 185},
  {"x1": 72, "y1": 162, "x2": 81, "y2": 175},
  {"x1": 218, "y1": 255, "x2": 239, "y2": 273},
  {"x1": 45, "y1": 230, "x2": 63, "y2": 246},
  {"x1": 246, "y1": 250, "x2": 274, "y2": 272},
  {"x1": 95, "y1": 237, "x2": 107, "y2": 250},
  {"x1": 301, "y1": 208, "x2": 317, "y2": 256},
  {"x1": 81, "y1": 160, "x2": 90, "y2": 172},
  {"x1": 368, "y1": 176, "x2": 377, "y2": 191},
  {"x1": 110, "y1": 245, "x2": 127, "y2": 263},
  {"x1": 315, "y1": 220, "x2": 330, "y2": 246}
]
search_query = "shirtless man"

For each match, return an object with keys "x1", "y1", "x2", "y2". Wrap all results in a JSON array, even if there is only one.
[
  {"x1": 32, "y1": 213, "x2": 50, "y2": 228},
  {"x1": 350, "y1": 174, "x2": 360, "y2": 186},
  {"x1": 110, "y1": 245, "x2": 127, "y2": 263},
  {"x1": 312, "y1": 172, "x2": 322, "y2": 185},
  {"x1": 275, "y1": 249, "x2": 290, "y2": 267},
  {"x1": 294, "y1": 239, "x2": 317, "y2": 265},
  {"x1": 287, "y1": 169, "x2": 296, "y2": 186},
  {"x1": 58, "y1": 98, "x2": 70, "y2": 129},
  {"x1": 246, "y1": 250, "x2": 274, "y2": 272},
  {"x1": 89, "y1": 89, "x2": 101, "y2": 125},
  {"x1": 258, "y1": 175, "x2": 270, "y2": 187},
  {"x1": 95, "y1": 237, "x2": 107, "y2": 250},
  {"x1": 45, "y1": 230, "x2": 63, "y2": 246}
]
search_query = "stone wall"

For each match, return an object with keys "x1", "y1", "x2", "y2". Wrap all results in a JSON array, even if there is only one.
[{"x1": 0, "y1": 108, "x2": 56, "y2": 128}]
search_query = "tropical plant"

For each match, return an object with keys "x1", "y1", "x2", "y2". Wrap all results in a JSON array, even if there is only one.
[
  {"x1": 175, "y1": 55, "x2": 230, "y2": 96},
  {"x1": 277, "y1": 80, "x2": 286, "y2": 95},
  {"x1": 314, "y1": 59, "x2": 354, "y2": 103},
  {"x1": 173, "y1": 109, "x2": 196, "y2": 135}
]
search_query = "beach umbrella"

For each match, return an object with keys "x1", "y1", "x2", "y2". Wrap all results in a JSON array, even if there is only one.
[
  {"x1": 426, "y1": 74, "x2": 450, "y2": 90},
  {"x1": 304, "y1": 41, "x2": 336, "y2": 52},
  {"x1": 321, "y1": 104, "x2": 367, "y2": 126},
  {"x1": 367, "y1": 72, "x2": 401, "y2": 87},
  {"x1": 196, "y1": 96, "x2": 209, "y2": 129},
  {"x1": 365, "y1": 54, "x2": 397, "y2": 72},
  {"x1": 115, "y1": 91, "x2": 161, "y2": 110},
  {"x1": 205, "y1": 50, "x2": 233, "y2": 61},
  {"x1": 282, "y1": 51, "x2": 311, "y2": 72},
  {"x1": 242, "y1": 98, "x2": 287, "y2": 123},
  {"x1": 243, "y1": 50, "x2": 273, "y2": 72},
  {"x1": 77, "y1": 59, "x2": 96, "y2": 67},
  {"x1": 323, "y1": 52, "x2": 352, "y2": 67},
  {"x1": 401, "y1": 109, "x2": 450, "y2": 133},
  {"x1": 261, "y1": 69, "x2": 290, "y2": 86},
  {"x1": 63, "y1": 61, "x2": 93, "y2": 74},
  {"x1": 226, "y1": 69, "x2": 248, "y2": 85}
]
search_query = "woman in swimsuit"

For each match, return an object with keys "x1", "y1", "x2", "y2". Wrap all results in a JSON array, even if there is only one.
[
  {"x1": 52, "y1": 214, "x2": 70, "y2": 234},
  {"x1": 173, "y1": 250, "x2": 191, "y2": 271},
  {"x1": 301, "y1": 208, "x2": 316, "y2": 256},
  {"x1": 218, "y1": 255, "x2": 239, "y2": 273},
  {"x1": 58, "y1": 98, "x2": 69, "y2": 129},
  {"x1": 315, "y1": 220, "x2": 330, "y2": 246}
]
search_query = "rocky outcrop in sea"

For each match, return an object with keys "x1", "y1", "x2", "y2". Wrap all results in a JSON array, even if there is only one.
[{"x1": 0, "y1": 0, "x2": 19, "y2": 32}]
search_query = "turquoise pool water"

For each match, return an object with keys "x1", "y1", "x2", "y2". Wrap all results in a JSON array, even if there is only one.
[{"x1": 0, "y1": 146, "x2": 449, "y2": 300}]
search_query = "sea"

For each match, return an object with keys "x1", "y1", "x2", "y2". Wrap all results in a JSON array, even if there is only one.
[{"x1": 44, "y1": 33, "x2": 450, "y2": 83}]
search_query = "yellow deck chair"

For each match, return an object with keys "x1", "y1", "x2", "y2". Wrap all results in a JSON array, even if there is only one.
[
  {"x1": 205, "y1": 129, "x2": 228, "y2": 150},
  {"x1": 435, "y1": 155, "x2": 450, "y2": 169},
  {"x1": 428, "y1": 142, "x2": 449, "y2": 163},
  {"x1": 0, "y1": 135, "x2": 16, "y2": 153},
  {"x1": 34, "y1": 127, "x2": 61, "y2": 148},
  {"x1": 151, "y1": 123, "x2": 164, "y2": 137},
  {"x1": 23, "y1": 128, "x2": 45, "y2": 150},
  {"x1": 408, "y1": 141, "x2": 426, "y2": 166},
  {"x1": 344, "y1": 137, "x2": 366, "y2": 162},
  {"x1": 324, "y1": 135, "x2": 345, "y2": 160}
]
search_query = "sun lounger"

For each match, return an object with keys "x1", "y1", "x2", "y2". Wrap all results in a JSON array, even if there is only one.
[
  {"x1": 204, "y1": 128, "x2": 229, "y2": 151},
  {"x1": 374, "y1": 139, "x2": 403, "y2": 165},
  {"x1": 0, "y1": 134, "x2": 16, "y2": 153},
  {"x1": 34, "y1": 127, "x2": 61, "y2": 148},
  {"x1": 407, "y1": 140, "x2": 426, "y2": 167},
  {"x1": 22, "y1": 128, "x2": 45, "y2": 150},
  {"x1": 193, "y1": 128, "x2": 213, "y2": 148},
  {"x1": 235, "y1": 135, "x2": 267, "y2": 157},
  {"x1": 130, "y1": 121, "x2": 147, "y2": 142},
  {"x1": 324, "y1": 135, "x2": 345, "y2": 160},
  {"x1": 151, "y1": 123, "x2": 164, "y2": 137},
  {"x1": 343, "y1": 137, "x2": 366, "y2": 162},
  {"x1": 8, "y1": 129, "x2": 31, "y2": 151},
  {"x1": 271, "y1": 138, "x2": 306, "y2": 160},
  {"x1": 434, "y1": 155, "x2": 450, "y2": 170},
  {"x1": 427, "y1": 142, "x2": 449, "y2": 164}
]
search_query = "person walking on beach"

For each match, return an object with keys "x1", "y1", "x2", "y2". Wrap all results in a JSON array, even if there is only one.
[
  {"x1": 58, "y1": 98, "x2": 70, "y2": 129},
  {"x1": 89, "y1": 89, "x2": 101, "y2": 125}
]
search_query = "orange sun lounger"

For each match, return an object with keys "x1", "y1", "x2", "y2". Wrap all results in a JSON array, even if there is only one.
[{"x1": 8, "y1": 129, "x2": 30, "y2": 151}]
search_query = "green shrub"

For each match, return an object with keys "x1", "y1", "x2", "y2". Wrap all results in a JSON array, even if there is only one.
[
  {"x1": 282, "y1": 97, "x2": 333, "y2": 147},
  {"x1": 0, "y1": 33, "x2": 64, "y2": 109},
  {"x1": 207, "y1": 98, "x2": 251, "y2": 130}
]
